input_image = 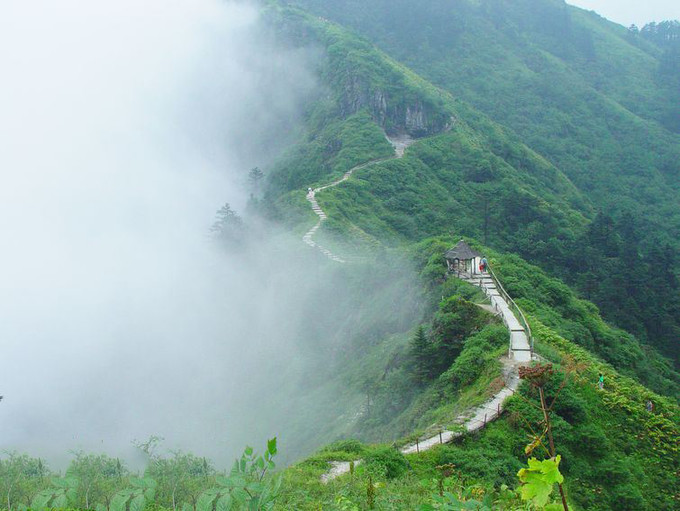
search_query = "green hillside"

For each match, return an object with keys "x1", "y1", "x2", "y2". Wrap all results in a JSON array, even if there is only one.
[
  {"x1": 259, "y1": 3, "x2": 680, "y2": 508},
  {"x1": 3, "y1": 2, "x2": 679, "y2": 511},
  {"x1": 5, "y1": 239, "x2": 677, "y2": 511},
  {"x1": 269, "y1": 0, "x2": 680, "y2": 367},
  {"x1": 274, "y1": 240, "x2": 680, "y2": 510},
  {"x1": 263, "y1": 1, "x2": 679, "y2": 392}
]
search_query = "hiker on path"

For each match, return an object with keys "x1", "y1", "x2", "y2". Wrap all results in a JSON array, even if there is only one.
[
  {"x1": 481, "y1": 257, "x2": 488, "y2": 272},
  {"x1": 597, "y1": 373, "x2": 604, "y2": 390},
  {"x1": 646, "y1": 400, "x2": 654, "y2": 412}
]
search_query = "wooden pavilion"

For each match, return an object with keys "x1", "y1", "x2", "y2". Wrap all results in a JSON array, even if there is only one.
[{"x1": 444, "y1": 240, "x2": 482, "y2": 276}]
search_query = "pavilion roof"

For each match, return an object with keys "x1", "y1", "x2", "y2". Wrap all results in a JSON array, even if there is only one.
[{"x1": 444, "y1": 240, "x2": 481, "y2": 260}]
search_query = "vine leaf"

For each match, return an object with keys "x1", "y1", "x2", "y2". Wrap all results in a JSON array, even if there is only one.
[{"x1": 517, "y1": 455, "x2": 564, "y2": 507}]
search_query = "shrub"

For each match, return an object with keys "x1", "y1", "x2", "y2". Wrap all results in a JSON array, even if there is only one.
[
  {"x1": 569, "y1": 424, "x2": 609, "y2": 458},
  {"x1": 321, "y1": 439, "x2": 367, "y2": 456},
  {"x1": 362, "y1": 447, "x2": 409, "y2": 479}
]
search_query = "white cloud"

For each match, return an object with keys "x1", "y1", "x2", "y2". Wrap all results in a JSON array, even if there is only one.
[
  {"x1": 567, "y1": 0, "x2": 680, "y2": 26},
  {"x1": 0, "y1": 0, "x2": 322, "y2": 464}
]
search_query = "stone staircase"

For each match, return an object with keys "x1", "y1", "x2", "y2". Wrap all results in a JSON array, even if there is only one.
[
  {"x1": 321, "y1": 269, "x2": 533, "y2": 483},
  {"x1": 463, "y1": 273, "x2": 532, "y2": 363},
  {"x1": 302, "y1": 134, "x2": 414, "y2": 263}
]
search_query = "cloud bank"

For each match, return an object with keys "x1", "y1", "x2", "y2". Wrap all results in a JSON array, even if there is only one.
[{"x1": 0, "y1": 0, "x2": 322, "y2": 465}]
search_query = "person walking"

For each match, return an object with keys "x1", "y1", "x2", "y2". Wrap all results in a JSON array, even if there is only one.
[
  {"x1": 597, "y1": 373, "x2": 604, "y2": 390},
  {"x1": 481, "y1": 257, "x2": 488, "y2": 272}
]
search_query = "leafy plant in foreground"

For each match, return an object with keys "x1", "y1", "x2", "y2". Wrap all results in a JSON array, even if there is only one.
[
  {"x1": 66, "y1": 451, "x2": 129, "y2": 509},
  {"x1": 517, "y1": 457, "x2": 564, "y2": 511},
  {"x1": 103, "y1": 477, "x2": 157, "y2": 511},
  {"x1": 0, "y1": 453, "x2": 48, "y2": 511},
  {"x1": 516, "y1": 363, "x2": 574, "y2": 510},
  {"x1": 31, "y1": 476, "x2": 78, "y2": 509},
  {"x1": 196, "y1": 438, "x2": 281, "y2": 511},
  {"x1": 145, "y1": 451, "x2": 214, "y2": 511}
]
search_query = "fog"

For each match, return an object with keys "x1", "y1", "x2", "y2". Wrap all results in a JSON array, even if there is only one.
[{"x1": 0, "y1": 0, "x2": 362, "y2": 466}]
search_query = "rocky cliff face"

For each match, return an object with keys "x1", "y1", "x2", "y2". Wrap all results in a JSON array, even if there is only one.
[
  {"x1": 338, "y1": 73, "x2": 452, "y2": 137},
  {"x1": 268, "y1": 6, "x2": 453, "y2": 137}
]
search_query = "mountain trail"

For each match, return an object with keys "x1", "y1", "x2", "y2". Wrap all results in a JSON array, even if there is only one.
[
  {"x1": 302, "y1": 133, "x2": 414, "y2": 262},
  {"x1": 302, "y1": 133, "x2": 533, "y2": 484},
  {"x1": 321, "y1": 270, "x2": 533, "y2": 483}
]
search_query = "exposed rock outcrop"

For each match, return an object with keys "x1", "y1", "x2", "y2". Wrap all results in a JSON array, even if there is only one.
[{"x1": 338, "y1": 73, "x2": 452, "y2": 137}]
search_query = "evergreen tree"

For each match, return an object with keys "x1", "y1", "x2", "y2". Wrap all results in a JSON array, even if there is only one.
[
  {"x1": 210, "y1": 203, "x2": 244, "y2": 249},
  {"x1": 409, "y1": 325, "x2": 434, "y2": 385},
  {"x1": 248, "y1": 167, "x2": 265, "y2": 194}
]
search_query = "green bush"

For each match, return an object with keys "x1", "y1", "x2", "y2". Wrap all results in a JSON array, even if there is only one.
[
  {"x1": 320, "y1": 439, "x2": 367, "y2": 456},
  {"x1": 443, "y1": 325, "x2": 507, "y2": 390},
  {"x1": 362, "y1": 447, "x2": 409, "y2": 479}
]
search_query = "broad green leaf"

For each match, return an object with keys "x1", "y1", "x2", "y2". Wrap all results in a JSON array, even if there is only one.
[
  {"x1": 66, "y1": 487, "x2": 79, "y2": 503},
  {"x1": 217, "y1": 475, "x2": 247, "y2": 488},
  {"x1": 143, "y1": 486, "x2": 156, "y2": 501},
  {"x1": 246, "y1": 481, "x2": 264, "y2": 493},
  {"x1": 129, "y1": 477, "x2": 146, "y2": 489},
  {"x1": 517, "y1": 456, "x2": 564, "y2": 507},
  {"x1": 51, "y1": 493, "x2": 68, "y2": 508},
  {"x1": 128, "y1": 494, "x2": 146, "y2": 511},
  {"x1": 142, "y1": 477, "x2": 157, "y2": 488},
  {"x1": 216, "y1": 476, "x2": 231, "y2": 487},
  {"x1": 31, "y1": 490, "x2": 55, "y2": 509},
  {"x1": 231, "y1": 487, "x2": 249, "y2": 504},
  {"x1": 216, "y1": 494, "x2": 234, "y2": 511},
  {"x1": 110, "y1": 491, "x2": 133, "y2": 511},
  {"x1": 197, "y1": 490, "x2": 221, "y2": 511},
  {"x1": 267, "y1": 438, "x2": 277, "y2": 456}
]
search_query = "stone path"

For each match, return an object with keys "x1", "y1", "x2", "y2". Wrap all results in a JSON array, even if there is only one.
[
  {"x1": 465, "y1": 273, "x2": 532, "y2": 363},
  {"x1": 303, "y1": 134, "x2": 413, "y2": 262},
  {"x1": 320, "y1": 271, "x2": 532, "y2": 483}
]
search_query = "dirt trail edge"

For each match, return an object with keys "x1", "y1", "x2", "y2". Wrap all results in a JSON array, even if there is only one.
[
  {"x1": 321, "y1": 272, "x2": 531, "y2": 483},
  {"x1": 303, "y1": 134, "x2": 413, "y2": 262}
]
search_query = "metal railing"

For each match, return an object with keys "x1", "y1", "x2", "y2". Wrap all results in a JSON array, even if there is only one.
[{"x1": 486, "y1": 266, "x2": 534, "y2": 358}]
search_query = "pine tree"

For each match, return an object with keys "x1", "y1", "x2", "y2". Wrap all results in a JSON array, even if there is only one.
[
  {"x1": 248, "y1": 167, "x2": 265, "y2": 194},
  {"x1": 410, "y1": 325, "x2": 434, "y2": 385},
  {"x1": 210, "y1": 203, "x2": 244, "y2": 249}
]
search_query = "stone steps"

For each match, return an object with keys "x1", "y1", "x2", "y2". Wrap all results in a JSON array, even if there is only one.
[{"x1": 302, "y1": 135, "x2": 406, "y2": 263}]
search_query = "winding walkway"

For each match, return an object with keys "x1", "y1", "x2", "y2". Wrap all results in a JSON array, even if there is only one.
[
  {"x1": 321, "y1": 271, "x2": 531, "y2": 483},
  {"x1": 302, "y1": 134, "x2": 413, "y2": 262},
  {"x1": 303, "y1": 134, "x2": 533, "y2": 483}
]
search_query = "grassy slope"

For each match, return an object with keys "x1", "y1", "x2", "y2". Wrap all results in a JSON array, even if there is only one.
[
  {"x1": 287, "y1": 0, "x2": 680, "y2": 250},
  {"x1": 261, "y1": 7, "x2": 680, "y2": 509},
  {"x1": 275, "y1": 240, "x2": 680, "y2": 510},
  {"x1": 264, "y1": 3, "x2": 679, "y2": 397},
  {"x1": 266, "y1": 3, "x2": 592, "y2": 252},
  {"x1": 287, "y1": 0, "x2": 680, "y2": 367}
]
